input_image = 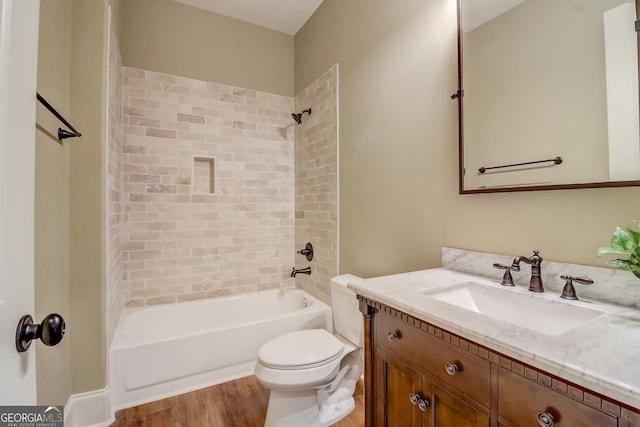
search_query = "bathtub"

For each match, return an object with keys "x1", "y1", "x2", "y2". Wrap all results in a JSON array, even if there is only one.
[{"x1": 110, "y1": 288, "x2": 332, "y2": 409}]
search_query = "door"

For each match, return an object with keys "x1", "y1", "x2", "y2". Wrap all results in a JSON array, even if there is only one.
[{"x1": 0, "y1": 0, "x2": 40, "y2": 403}]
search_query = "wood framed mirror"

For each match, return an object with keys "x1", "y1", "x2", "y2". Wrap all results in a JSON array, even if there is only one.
[{"x1": 456, "y1": 0, "x2": 640, "y2": 193}]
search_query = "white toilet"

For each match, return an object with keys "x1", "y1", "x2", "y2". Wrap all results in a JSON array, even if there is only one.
[{"x1": 254, "y1": 274, "x2": 366, "y2": 427}]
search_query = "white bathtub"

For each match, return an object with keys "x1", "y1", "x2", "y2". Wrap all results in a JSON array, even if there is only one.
[{"x1": 110, "y1": 288, "x2": 332, "y2": 409}]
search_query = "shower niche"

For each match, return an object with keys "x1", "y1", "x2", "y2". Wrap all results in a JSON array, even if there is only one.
[{"x1": 193, "y1": 157, "x2": 215, "y2": 194}]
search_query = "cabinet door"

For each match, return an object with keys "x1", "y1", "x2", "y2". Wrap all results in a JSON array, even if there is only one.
[
  {"x1": 431, "y1": 383, "x2": 490, "y2": 427},
  {"x1": 498, "y1": 368, "x2": 617, "y2": 427},
  {"x1": 376, "y1": 349, "x2": 427, "y2": 427},
  {"x1": 622, "y1": 409, "x2": 640, "y2": 427}
]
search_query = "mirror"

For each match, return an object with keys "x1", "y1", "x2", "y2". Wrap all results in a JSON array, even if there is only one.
[{"x1": 458, "y1": 0, "x2": 640, "y2": 193}]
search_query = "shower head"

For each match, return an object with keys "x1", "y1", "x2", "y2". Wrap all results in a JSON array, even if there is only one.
[{"x1": 292, "y1": 108, "x2": 312, "y2": 125}]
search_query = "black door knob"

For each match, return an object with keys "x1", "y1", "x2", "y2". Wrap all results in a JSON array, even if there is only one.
[{"x1": 16, "y1": 313, "x2": 65, "y2": 352}]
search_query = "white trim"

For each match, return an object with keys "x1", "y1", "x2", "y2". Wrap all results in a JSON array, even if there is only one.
[{"x1": 64, "y1": 387, "x2": 114, "y2": 427}]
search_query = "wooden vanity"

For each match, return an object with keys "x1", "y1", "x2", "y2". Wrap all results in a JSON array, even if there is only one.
[{"x1": 358, "y1": 296, "x2": 640, "y2": 427}]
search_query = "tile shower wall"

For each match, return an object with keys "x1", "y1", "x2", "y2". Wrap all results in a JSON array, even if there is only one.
[
  {"x1": 106, "y1": 15, "x2": 123, "y2": 344},
  {"x1": 294, "y1": 65, "x2": 339, "y2": 303},
  {"x1": 121, "y1": 67, "x2": 294, "y2": 306}
]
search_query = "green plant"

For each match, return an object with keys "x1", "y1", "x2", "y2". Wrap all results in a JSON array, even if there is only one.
[{"x1": 597, "y1": 220, "x2": 640, "y2": 279}]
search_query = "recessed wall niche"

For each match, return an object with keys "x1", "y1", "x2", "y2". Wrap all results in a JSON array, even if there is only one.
[{"x1": 193, "y1": 157, "x2": 215, "y2": 194}]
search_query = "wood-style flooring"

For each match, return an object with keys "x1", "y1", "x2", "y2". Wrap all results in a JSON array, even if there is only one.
[{"x1": 110, "y1": 375, "x2": 364, "y2": 427}]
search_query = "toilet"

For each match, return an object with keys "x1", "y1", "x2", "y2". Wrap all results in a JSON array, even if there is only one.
[{"x1": 254, "y1": 274, "x2": 366, "y2": 427}]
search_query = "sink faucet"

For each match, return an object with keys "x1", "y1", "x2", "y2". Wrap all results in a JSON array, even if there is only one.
[
  {"x1": 511, "y1": 250, "x2": 544, "y2": 292},
  {"x1": 290, "y1": 266, "x2": 311, "y2": 278},
  {"x1": 560, "y1": 275, "x2": 594, "y2": 300}
]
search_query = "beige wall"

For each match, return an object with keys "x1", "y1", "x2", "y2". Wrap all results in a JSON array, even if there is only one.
[
  {"x1": 297, "y1": 0, "x2": 640, "y2": 278},
  {"x1": 119, "y1": 0, "x2": 295, "y2": 97},
  {"x1": 35, "y1": 0, "x2": 72, "y2": 405},
  {"x1": 35, "y1": 0, "x2": 111, "y2": 402},
  {"x1": 297, "y1": 0, "x2": 459, "y2": 277},
  {"x1": 68, "y1": 0, "x2": 109, "y2": 394}
]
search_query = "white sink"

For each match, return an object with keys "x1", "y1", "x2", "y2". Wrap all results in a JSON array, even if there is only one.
[{"x1": 421, "y1": 282, "x2": 602, "y2": 336}]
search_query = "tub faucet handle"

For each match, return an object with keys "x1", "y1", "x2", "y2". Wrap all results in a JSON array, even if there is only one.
[{"x1": 297, "y1": 242, "x2": 314, "y2": 261}]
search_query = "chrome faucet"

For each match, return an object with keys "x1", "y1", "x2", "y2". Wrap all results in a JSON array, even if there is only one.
[
  {"x1": 511, "y1": 250, "x2": 544, "y2": 292},
  {"x1": 290, "y1": 266, "x2": 311, "y2": 278}
]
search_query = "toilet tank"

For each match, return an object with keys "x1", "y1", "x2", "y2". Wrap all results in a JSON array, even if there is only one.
[{"x1": 330, "y1": 274, "x2": 367, "y2": 348}]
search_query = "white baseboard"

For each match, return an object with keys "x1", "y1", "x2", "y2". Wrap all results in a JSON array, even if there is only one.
[{"x1": 65, "y1": 387, "x2": 114, "y2": 427}]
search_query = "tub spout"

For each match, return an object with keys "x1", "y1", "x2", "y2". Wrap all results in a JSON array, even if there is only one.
[{"x1": 291, "y1": 267, "x2": 311, "y2": 277}]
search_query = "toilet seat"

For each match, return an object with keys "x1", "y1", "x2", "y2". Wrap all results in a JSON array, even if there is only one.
[{"x1": 258, "y1": 329, "x2": 344, "y2": 370}]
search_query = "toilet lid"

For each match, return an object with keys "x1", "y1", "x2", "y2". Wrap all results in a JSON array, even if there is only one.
[{"x1": 258, "y1": 329, "x2": 344, "y2": 369}]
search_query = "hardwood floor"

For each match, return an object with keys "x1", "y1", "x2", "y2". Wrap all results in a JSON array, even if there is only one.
[{"x1": 111, "y1": 375, "x2": 364, "y2": 427}]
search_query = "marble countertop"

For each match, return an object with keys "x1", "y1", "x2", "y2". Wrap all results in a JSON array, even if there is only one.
[{"x1": 347, "y1": 267, "x2": 640, "y2": 409}]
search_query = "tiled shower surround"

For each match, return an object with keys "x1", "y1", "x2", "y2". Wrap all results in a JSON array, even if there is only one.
[
  {"x1": 293, "y1": 65, "x2": 339, "y2": 302},
  {"x1": 121, "y1": 67, "x2": 296, "y2": 306}
]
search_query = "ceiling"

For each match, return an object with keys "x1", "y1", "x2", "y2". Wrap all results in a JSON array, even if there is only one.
[
  {"x1": 173, "y1": 0, "x2": 324, "y2": 35},
  {"x1": 462, "y1": 0, "x2": 525, "y2": 32}
]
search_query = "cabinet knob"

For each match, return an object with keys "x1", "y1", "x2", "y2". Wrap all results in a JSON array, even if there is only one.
[
  {"x1": 444, "y1": 362, "x2": 458, "y2": 376},
  {"x1": 537, "y1": 411, "x2": 554, "y2": 427},
  {"x1": 408, "y1": 393, "x2": 430, "y2": 412},
  {"x1": 409, "y1": 392, "x2": 419, "y2": 405},
  {"x1": 387, "y1": 331, "x2": 398, "y2": 341}
]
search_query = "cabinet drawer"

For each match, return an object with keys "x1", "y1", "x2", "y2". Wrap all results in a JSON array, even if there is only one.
[
  {"x1": 376, "y1": 311, "x2": 491, "y2": 407},
  {"x1": 498, "y1": 368, "x2": 616, "y2": 427}
]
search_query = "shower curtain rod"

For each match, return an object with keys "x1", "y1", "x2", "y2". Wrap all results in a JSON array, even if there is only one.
[{"x1": 36, "y1": 92, "x2": 82, "y2": 141}]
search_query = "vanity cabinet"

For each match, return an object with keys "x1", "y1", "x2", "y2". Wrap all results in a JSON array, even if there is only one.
[
  {"x1": 359, "y1": 297, "x2": 640, "y2": 427},
  {"x1": 374, "y1": 307, "x2": 490, "y2": 426},
  {"x1": 376, "y1": 348, "x2": 489, "y2": 427}
]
